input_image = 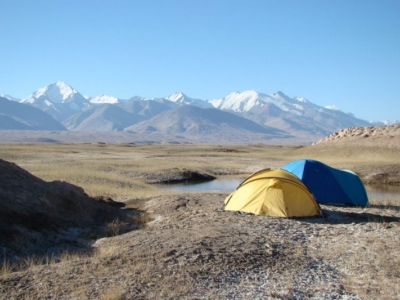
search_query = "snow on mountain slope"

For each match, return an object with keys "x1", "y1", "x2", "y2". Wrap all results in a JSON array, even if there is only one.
[
  {"x1": 90, "y1": 95, "x2": 121, "y2": 104},
  {"x1": 208, "y1": 90, "x2": 266, "y2": 112},
  {"x1": 294, "y1": 96, "x2": 309, "y2": 103},
  {"x1": 19, "y1": 82, "x2": 90, "y2": 122},
  {"x1": 21, "y1": 82, "x2": 89, "y2": 109},
  {"x1": 209, "y1": 90, "x2": 335, "y2": 117},
  {"x1": 208, "y1": 90, "x2": 372, "y2": 136},
  {"x1": 0, "y1": 94, "x2": 20, "y2": 102},
  {"x1": 208, "y1": 90, "x2": 311, "y2": 116},
  {"x1": 166, "y1": 92, "x2": 213, "y2": 108},
  {"x1": 0, "y1": 97, "x2": 66, "y2": 130},
  {"x1": 325, "y1": 105, "x2": 340, "y2": 111}
]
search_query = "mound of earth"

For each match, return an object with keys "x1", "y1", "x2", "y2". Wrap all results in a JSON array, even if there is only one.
[
  {"x1": 145, "y1": 169, "x2": 216, "y2": 184},
  {"x1": 314, "y1": 123, "x2": 400, "y2": 149},
  {"x1": 308, "y1": 124, "x2": 400, "y2": 185},
  {"x1": 0, "y1": 158, "x2": 138, "y2": 264}
]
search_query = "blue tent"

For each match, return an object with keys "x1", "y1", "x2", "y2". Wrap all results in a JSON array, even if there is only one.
[{"x1": 282, "y1": 159, "x2": 369, "y2": 207}]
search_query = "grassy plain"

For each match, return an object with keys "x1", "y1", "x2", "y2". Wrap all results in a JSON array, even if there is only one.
[
  {"x1": 0, "y1": 143, "x2": 302, "y2": 200},
  {"x1": 0, "y1": 142, "x2": 398, "y2": 203},
  {"x1": 0, "y1": 142, "x2": 399, "y2": 299}
]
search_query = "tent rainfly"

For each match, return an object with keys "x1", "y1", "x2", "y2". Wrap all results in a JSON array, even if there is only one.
[
  {"x1": 282, "y1": 159, "x2": 369, "y2": 207},
  {"x1": 224, "y1": 169, "x2": 321, "y2": 218}
]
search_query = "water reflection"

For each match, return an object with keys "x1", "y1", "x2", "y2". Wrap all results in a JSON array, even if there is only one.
[
  {"x1": 157, "y1": 178, "x2": 243, "y2": 192},
  {"x1": 366, "y1": 185, "x2": 400, "y2": 203}
]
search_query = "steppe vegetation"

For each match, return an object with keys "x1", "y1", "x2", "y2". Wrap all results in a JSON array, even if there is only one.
[
  {"x1": 0, "y1": 141, "x2": 399, "y2": 299},
  {"x1": 0, "y1": 143, "x2": 304, "y2": 200}
]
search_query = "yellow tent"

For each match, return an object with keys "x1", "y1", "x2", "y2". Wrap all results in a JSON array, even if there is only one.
[{"x1": 224, "y1": 169, "x2": 321, "y2": 217}]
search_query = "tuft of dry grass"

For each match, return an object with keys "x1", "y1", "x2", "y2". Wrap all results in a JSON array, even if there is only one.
[
  {"x1": 132, "y1": 212, "x2": 154, "y2": 225},
  {"x1": 104, "y1": 219, "x2": 129, "y2": 237},
  {"x1": 1, "y1": 250, "x2": 93, "y2": 277},
  {"x1": 0, "y1": 260, "x2": 13, "y2": 276}
]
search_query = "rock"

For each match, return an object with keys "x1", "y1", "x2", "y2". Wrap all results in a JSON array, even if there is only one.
[{"x1": 146, "y1": 169, "x2": 216, "y2": 184}]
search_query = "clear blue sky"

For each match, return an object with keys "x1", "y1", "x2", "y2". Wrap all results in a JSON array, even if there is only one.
[{"x1": 1, "y1": 0, "x2": 399, "y2": 121}]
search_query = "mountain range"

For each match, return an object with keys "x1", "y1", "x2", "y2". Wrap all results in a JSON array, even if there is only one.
[
  {"x1": 0, "y1": 97, "x2": 66, "y2": 131},
  {"x1": 0, "y1": 81, "x2": 389, "y2": 143}
]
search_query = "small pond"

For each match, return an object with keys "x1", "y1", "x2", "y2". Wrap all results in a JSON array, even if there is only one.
[
  {"x1": 157, "y1": 178, "x2": 243, "y2": 192},
  {"x1": 365, "y1": 185, "x2": 400, "y2": 204},
  {"x1": 157, "y1": 178, "x2": 400, "y2": 204}
]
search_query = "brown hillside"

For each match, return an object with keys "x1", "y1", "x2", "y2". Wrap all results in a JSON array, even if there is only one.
[{"x1": 0, "y1": 159, "x2": 139, "y2": 264}]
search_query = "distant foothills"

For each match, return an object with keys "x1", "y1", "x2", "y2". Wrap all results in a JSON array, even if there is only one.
[{"x1": 0, "y1": 82, "x2": 396, "y2": 144}]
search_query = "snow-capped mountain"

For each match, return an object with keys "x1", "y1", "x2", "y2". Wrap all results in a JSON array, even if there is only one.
[
  {"x1": 22, "y1": 81, "x2": 88, "y2": 107},
  {"x1": 89, "y1": 95, "x2": 122, "y2": 104},
  {"x1": 207, "y1": 90, "x2": 371, "y2": 135},
  {"x1": 0, "y1": 82, "x2": 379, "y2": 143},
  {"x1": 20, "y1": 82, "x2": 90, "y2": 122},
  {"x1": 0, "y1": 96, "x2": 66, "y2": 130},
  {"x1": 166, "y1": 92, "x2": 213, "y2": 108},
  {"x1": 208, "y1": 90, "x2": 322, "y2": 116}
]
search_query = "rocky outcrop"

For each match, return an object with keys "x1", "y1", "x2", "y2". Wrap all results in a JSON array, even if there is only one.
[{"x1": 314, "y1": 123, "x2": 400, "y2": 144}]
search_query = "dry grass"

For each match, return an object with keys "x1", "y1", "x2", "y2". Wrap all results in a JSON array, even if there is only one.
[
  {"x1": 104, "y1": 219, "x2": 130, "y2": 237},
  {"x1": 0, "y1": 143, "x2": 300, "y2": 201},
  {"x1": 0, "y1": 142, "x2": 398, "y2": 201},
  {"x1": 0, "y1": 250, "x2": 93, "y2": 277},
  {"x1": 0, "y1": 259, "x2": 13, "y2": 277}
]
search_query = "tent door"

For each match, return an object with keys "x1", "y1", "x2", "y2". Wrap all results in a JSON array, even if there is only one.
[{"x1": 262, "y1": 179, "x2": 287, "y2": 217}]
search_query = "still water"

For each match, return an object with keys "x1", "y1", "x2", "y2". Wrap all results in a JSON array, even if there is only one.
[
  {"x1": 365, "y1": 185, "x2": 400, "y2": 203},
  {"x1": 157, "y1": 178, "x2": 243, "y2": 192},
  {"x1": 158, "y1": 178, "x2": 400, "y2": 203}
]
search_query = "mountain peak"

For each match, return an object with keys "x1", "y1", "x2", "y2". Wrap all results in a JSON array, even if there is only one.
[
  {"x1": 209, "y1": 90, "x2": 266, "y2": 112},
  {"x1": 20, "y1": 82, "x2": 89, "y2": 118},
  {"x1": 166, "y1": 92, "x2": 188, "y2": 102},
  {"x1": 55, "y1": 81, "x2": 70, "y2": 88},
  {"x1": 31, "y1": 81, "x2": 78, "y2": 103},
  {"x1": 165, "y1": 92, "x2": 213, "y2": 109},
  {"x1": 294, "y1": 96, "x2": 309, "y2": 103},
  {"x1": 241, "y1": 90, "x2": 260, "y2": 96},
  {"x1": 272, "y1": 91, "x2": 288, "y2": 98}
]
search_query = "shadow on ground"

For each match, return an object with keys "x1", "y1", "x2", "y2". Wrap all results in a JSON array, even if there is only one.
[
  {"x1": 307, "y1": 208, "x2": 400, "y2": 225},
  {"x1": 0, "y1": 158, "x2": 143, "y2": 266}
]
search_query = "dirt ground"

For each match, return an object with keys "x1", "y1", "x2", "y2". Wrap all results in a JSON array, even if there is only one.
[{"x1": 1, "y1": 191, "x2": 399, "y2": 299}]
